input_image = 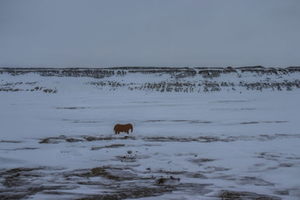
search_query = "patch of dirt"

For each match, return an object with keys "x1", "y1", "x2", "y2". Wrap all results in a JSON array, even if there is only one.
[
  {"x1": 144, "y1": 120, "x2": 167, "y2": 122},
  {"x1": 187, "y1": 158, "x2": 215, "y2": 166},
  {"x1": 72, "y1": 120, "x2": 101, "y2": 124},
  {"x1": 75, "y1": 186, "x2": 175, "y2": 200},
  {"x1": 238, "y1": 176, "x2": 275, "y2": 186},
  {"x1": 274, "y1": 190, "x2": 290, "y2": 196},
  {"x1": 2, "y1": 167, "x2": 46, "y2": 175},
  {"x1": 39, "y1": 135, "x2": 68, "y2": 144},
  {"x1": 144, "y1": 119, "x2": 212, "y2": 124},
  {"x1": 39, "y1": 135, "x2": 137, "y2": 144},
  {"x1": 84, "y1": 135, "x2": 135, "y2": 142},
  {"x1": 75, "y1": 177, "x2": 211, "y2": 200},
  {"x1": 0, "y1": 167, "x2": 72, "y2": 199},
  {"x1": 278, "y1": 163, "x2": 294, "y2": 167},
  {"x1": 155, "y1": 176, "x2": 180, "y2": 186},
  {"x1": 0, "y1": 140, "x2": 22, "y2": 143},
  {"x1": 38, "y1": 134, "x2": 300, "y2": 147},
  {"x1": 203, "y1": 166, "x2": 230, "y2": 173},
  {"x1": 90, "y1": 167, "x2": 125, "y2": 181},
  {"x1": 175, "y1": 153, "x2": 198, "y2": 157},
  {"x1": 57, "y1": 107, "x2": 88, "y2": 109},
  {"x1": 239, "y1": 121, "x2": 287, "y2": 125},
  {"x1": 0, "y1": 185, "x2": 75, "y2": 200},
  {"x1": 150, "y1": 169, "x2": 208, "y2": 179},
  {"x1": 0, "y1": 83, "x2": 57, "y2": 93},
  {"x1": 66, "y1": 138, "x2": 84, "y2": 143},
  {"x1": 217, "y1": 100, "x2": 251, "y2": 103},
  {"x1": 12, "y1": 147, "x2": 39, "y2": 151},
  {"x1": 91, "y1": 144, "x2": 125, "y2": 151},
  {"x1": 218, "y1": 190, "x2": 281, "y2": 200},
  {"x1": 256, "y1": 151, "x2": 300, "y2": 162},
  {"x1": 143, "y1": 136, "x2": 222, "y2": 143},
  {"x1": 115, "y1": 154, "x2": 150, "y2": 163}
]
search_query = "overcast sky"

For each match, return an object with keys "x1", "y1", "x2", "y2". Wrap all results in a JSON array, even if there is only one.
[{"x1": 0, "y1": 0, "x2": 299, "y2": 68}]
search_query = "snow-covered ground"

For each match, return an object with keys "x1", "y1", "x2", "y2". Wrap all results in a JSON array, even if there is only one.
[{"x1": 0, "y1": 68, "x2": 300, "y2": 199}]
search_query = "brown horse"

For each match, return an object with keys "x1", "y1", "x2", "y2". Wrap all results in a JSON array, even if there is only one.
[{"x1": 114, "y1": 123, "x2": 133, "y2": 134}]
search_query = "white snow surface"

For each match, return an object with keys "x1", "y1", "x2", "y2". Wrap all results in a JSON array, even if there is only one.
[{"x1": 0, "y1": 70, "x2": 300, "y2": 199}]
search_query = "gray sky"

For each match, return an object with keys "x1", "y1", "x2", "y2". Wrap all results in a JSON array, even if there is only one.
[{"x1": 0, "y1": 0, "x2": 299, "y2": 68}]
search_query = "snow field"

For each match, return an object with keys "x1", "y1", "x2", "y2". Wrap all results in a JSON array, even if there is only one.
[{"x1": 0, "y1": 71, "x2": 300, "y2": 199}]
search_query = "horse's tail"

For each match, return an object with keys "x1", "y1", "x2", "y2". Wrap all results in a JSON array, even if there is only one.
[{"x1": 130, "y1": 124, "x2": 133, "y2": 132}]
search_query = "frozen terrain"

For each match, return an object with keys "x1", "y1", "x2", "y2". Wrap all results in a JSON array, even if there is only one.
[{"x1": 0, "y1": 67, "x2": 300, "y2": 199}]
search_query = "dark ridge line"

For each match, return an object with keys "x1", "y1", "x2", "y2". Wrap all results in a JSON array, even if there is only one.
[
  {"x1": 1, "y1": 66, "x2": 300, "y2": 71},
  {"x1": 1, "y1": 66, "x2": 300, "y2": 80}
]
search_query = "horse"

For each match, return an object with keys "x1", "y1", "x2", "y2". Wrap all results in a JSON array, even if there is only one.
[{"x1": 114, "y1": 123, "x2": 133, "y2": 134}]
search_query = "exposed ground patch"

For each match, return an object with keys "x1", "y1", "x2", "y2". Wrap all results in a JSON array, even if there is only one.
[
  {"x1": 0, "y1": 140, "x2": 22, "y2": 143},
  {"x1": 38, "y1": 133, "x2": 300, "y2": 145},
  {"x1": 144, "y1": 119, "x2": 212, "y2": 124},
  {"x1": 218, "y1": 190, "x2": 281, "y2": 200},
  {"x1": 0, "y1": 165, "x2": 212, "y2": 199},
  {"x1": 57, "y1": 107, "x2": 89, "y2": 110},
  {"x1": 0, "y1": 164, "x2": 284, "y2": 200},
  {"x1": 239, "y1": 121, "x2": 287, "y2": 125},
  {"x1": 91, "y1": 144, "x2": 125, "y2": 151},
  {"x1": 63, "y1": 119, "x2": 102, "y2": 124}
]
